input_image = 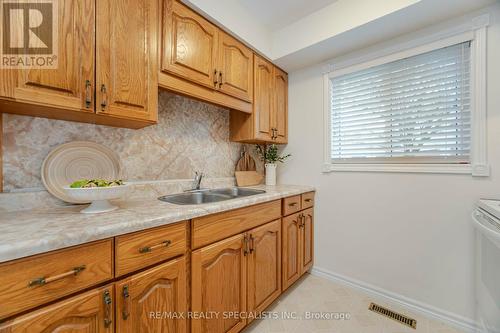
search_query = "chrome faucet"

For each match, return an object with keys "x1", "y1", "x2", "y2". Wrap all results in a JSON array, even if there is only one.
[{"x1": 191, "y1": 171, "x2": 204, "y2": 191}]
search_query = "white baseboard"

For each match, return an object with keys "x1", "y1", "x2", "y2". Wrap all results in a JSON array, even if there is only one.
[{"x1": 311, "y1": 266, "x2": 478, "y2": 333}]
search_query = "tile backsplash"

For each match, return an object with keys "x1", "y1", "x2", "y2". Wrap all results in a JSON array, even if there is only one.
[{"x1": 2, "y1": 91, "x2": 261, "y2": 192}]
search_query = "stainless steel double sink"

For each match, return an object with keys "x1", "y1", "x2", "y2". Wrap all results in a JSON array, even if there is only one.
[{"x1": 158, "y1": 187, "x2": 266, "y2": 205}]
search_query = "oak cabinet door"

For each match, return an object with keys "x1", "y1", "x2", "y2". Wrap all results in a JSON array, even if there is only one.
[
  {"x1": 247, "y1": 220, "x2": 281, "y2": 318},
  {"x1": 0, "y1": 286, "x2": 114, "y2": 333},
  {"x1": 301, "y1": 208, "x2": 314, "y2": 274},
  {"x1": 4, "y1": 0, "x2": 95, "y2": 112},
  {"x1": 282, "y1": 212, "x2": 301, "y2": 291},
  {"x1": 192, "y1": 234, "x2": 247, "y2": 333},
  {"x1": 273, "y1": 67, "x2": 288, "y2": 144},
  {"x1": 254, "y1": 55, "x2": 274, "y2": 141},
  {"x1": 96, "y1": 0, "x2": 158, "y2": 122},
  {"x1": 162, "y1": 0, "x2": 218, "y2": 89},
  {"x1": 217, "y1": 32, "x2": 253, "y2": 102},
  {"x1": 116, "y1": 257, "x2": 187, "y2": 333}
]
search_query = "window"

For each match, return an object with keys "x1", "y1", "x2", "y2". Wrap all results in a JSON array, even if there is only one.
[
  {"x1": 323, "y1": 24, "x2": 489, "y2": 175},
  {"x1": 331, "y1": 42, "x2": 470, "y2": 163}
]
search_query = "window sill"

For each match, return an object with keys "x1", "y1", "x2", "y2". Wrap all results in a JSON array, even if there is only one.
[{"x1": 322, "y1": 163, "x2": 489, "y2": 176}]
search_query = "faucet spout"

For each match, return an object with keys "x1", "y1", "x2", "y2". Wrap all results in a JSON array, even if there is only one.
[{"x1": 193, "y1": 172, "x2": 203, "y2": 190}]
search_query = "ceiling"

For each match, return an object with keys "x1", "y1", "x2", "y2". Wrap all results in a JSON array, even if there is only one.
[{"x1": 238, "y1": 0, "x2": 338, "y2": 30}]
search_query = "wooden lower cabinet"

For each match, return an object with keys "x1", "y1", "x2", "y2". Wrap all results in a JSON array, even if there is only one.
[
  {"x1": 115, "y1": 257, "x2": 187, "y2": 333},
  {"x1": 191, "y1": 219, "x2": 284, "y2": 333},
  {"x1": 282, "y1": 209, "x2": 314, "y2": 291},
  {"x1": 282, "y1": 212, "x2": 301, "y2": 290},
  {"x1": 301, "y1": 208, "x2": 314, "y2": 273},
  {"x1": 0, "y1": 197, "x2": 313, "y2": 333},
  {"x1": 0, "y1": 285, "x2": 114, "y2": 333},
  {"x1": 191, "y1": 234, "x2": 247, "y2": 333},
  {"x1": 247, "y1": 220, "x2": 281, "y2": 319}
]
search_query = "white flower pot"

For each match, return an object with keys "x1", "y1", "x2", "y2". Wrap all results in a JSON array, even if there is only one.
[{"x1": 265, "y1": 163, "x2": 277, "y2": 186}]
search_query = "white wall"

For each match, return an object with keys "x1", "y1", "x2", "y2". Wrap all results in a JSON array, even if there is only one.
[
  {"x1": 182, "y1": 0, "x2": 272, "y2": 56},
  {"x1": 279, "y1": 3, "x2": 500, "y2": 327}
]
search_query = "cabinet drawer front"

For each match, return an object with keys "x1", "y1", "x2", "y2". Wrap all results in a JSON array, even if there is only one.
[
  {"x1": 283, "y1": 195, "x2": 301, "y2": 216},
  {"x1": 0, "y1": 240, "x2": 113, "y2": 319},
  {"x1": 115, "y1": 222, "x2": 187, "y2": 276},
  {"x1": 301, "y1": 192, "x2": 315, "y2": 209},
  {"x1": 192, "y1": 200, "x2": 281, "y2": 249}
]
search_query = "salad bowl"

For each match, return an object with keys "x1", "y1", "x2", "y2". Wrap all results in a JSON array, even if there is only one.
[{"x1": 64, "y1": 182, "x2": 131, "y2": 214}]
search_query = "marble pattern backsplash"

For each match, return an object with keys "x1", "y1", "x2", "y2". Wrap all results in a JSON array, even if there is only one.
[{"x1": 2, "y1": 91, "x2": 262, "y2": 192}]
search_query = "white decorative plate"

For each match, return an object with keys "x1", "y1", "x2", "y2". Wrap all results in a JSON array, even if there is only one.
[{"x1": 41, "y1": 141, "x2": 121, "y2": 204}]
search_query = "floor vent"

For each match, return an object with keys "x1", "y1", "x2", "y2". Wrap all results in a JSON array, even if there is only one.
[{"x1": 368, "y1": 302, "x2": 417, "y2": 329}]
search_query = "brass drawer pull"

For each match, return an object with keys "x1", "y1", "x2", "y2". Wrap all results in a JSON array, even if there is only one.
[
  {"x1": 103, "y1": 289, "x2": 112, "y2": 328},
  {"x1": 304, "y1": 198, "x2": 312, "y2": 203},
  {"x1": 139, "y1": 240, "x2": 172, "y2": 253},
  {"x1": 288, "y1": 202, "x2": 297, "y2": 207},
  {"x1": 28, "y1": 265, "x2": 86, "y2": 287}
]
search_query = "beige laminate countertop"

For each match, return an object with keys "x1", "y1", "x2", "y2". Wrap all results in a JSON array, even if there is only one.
[{"x1": 0, "y1": 184, "x2": 315, "y2": 263}]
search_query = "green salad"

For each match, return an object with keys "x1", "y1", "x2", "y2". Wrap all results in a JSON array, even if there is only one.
[{"x1": 70, "y1": 179, "x2": 124, "y2": 188}]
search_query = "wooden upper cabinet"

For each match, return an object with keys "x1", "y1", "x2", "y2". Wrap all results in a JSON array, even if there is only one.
[
  {"x1": 273, "y1": 67, "x2": 288, "y2": 143},
  {"x1": 116, "y1": 257, "x2": 187, "y2": 333},
  {"x1": 0, "y1": 286, "x2": 114, "y2": 333},
  {"x1": 217, "y1": 32, "x2": 253, "y2": 102},
  {"x1": 254, "y1": 55, "x2": 274, "y2": 141},
  {"x1": 1, "y1": 0, "x2": 157, "y2": 128},
  {"x1": 229, "y1": 57, "x2": 288, "y2": 144},
  {"x1": 192, "y1": 234, "x2": 247, "y2": 333},
  {"x1": 162, "y1": 0, "x2": 218, "y2": 89},
  {"x1": 1, "y1": 0, "x2": 95, "y2": 112},
  {"x1": 247, "y1": 220, "x2": 281, "y2": 318},
  {"x1": 96, "y1": 0, "x2": 158, "y2": 123}
]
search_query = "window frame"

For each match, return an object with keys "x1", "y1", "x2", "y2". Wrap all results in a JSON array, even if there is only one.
[{"x1": 322, "y1": 16, "x2": 489, "y2": 176}]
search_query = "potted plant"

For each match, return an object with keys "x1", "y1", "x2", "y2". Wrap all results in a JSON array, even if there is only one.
[{"x1": 255, "y1": 144, "x2": 291, "y2": 185}]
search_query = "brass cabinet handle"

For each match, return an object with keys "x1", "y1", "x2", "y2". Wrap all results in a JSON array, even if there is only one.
[
  {"x1": 103, "y1": 289, "x2": 112, "y2": 328},
  {"x1": 288, "y1": 202, "x2": 297, "y2": 207},
  {"x1": 28, "y1": 265, "x2": 86, "y2": 287},
  {"x1": 139, "y1": 240, "x2": 171, "y2": 253},
  {"x1": 304, "y1": 198, "x2": 312, "y2": 203},
  {"x1": 100, "y1": 84, "x2": 107, "y2": 110},
  {"x1": 272, "y1": 128, "x2": 277, "y2": 140},
  {"x1": 249, "y1": 234, "x2": 255, "y2": 254},
  {"x1": 213, "y1": 69, "x2": 218, "y2": 87},
  {"x1": 218, "y1": 71, "x2": 223, "y2": 88},
  {"x1": 85, "y1": 80, "x2": 92, "y2": 108},
  {"x1": 299, "y1": 213, "x2": 305, "y2": 228},
  {"x1": 122, "y1": 285, "x2": 130, "y2": 320},
  {"x1": 243, "y1": 235, "x2": 249, "y2": 256}
]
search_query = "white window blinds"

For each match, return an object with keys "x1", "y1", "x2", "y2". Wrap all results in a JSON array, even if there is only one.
[{"x1": 330, "y1": 41, "x2": 471, "y2": 163}]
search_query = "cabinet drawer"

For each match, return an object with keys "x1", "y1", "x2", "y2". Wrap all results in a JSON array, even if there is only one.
[
  {"x1": 0, "y1": 240, "x2": 113, "y2": 319},
  {"x1": 115, "y1": 221, "x2": 187, "y2": 276},
  {"x1": 301, "y1": 192, "x2": 315, "y2": 209},
  {"x1": 192, "y1": 200, "x2": 281, "y2": 249},
  {"x1": 283, "y1": 195, "x2": 301, "y2": 216}
]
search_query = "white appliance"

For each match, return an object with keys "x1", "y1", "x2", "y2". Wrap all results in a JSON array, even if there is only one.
[{"x1": 473, "y1": 199, "x2": 500, "y2": 333}]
